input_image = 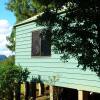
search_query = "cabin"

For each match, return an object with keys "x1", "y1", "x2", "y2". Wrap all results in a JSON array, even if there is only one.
[{"x1": 15, "y1": 15, "x2": 100, "y2": 100}]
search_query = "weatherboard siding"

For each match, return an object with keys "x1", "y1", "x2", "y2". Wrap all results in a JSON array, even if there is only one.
[{"x1": 15, "y1": 21, "x2": 100, "y2": 93}]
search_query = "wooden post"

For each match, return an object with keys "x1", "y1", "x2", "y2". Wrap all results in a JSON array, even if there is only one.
[
  {"x1": 78, "y1": 90, "x2": 89, "y2": 100},
  {"x1": 25, "y1": 82, "x2": 29, "y2": 100},
  {"x1": 21, "y1": 82, "x2": 25, "y2": 99},
  {"x1": 38, "y1": 83, "x2": 41, "y2": 96},
  {"x1": 50, "y1": 86, "x2": 53, "y2": 100},
  {"x1": 15, "y1": 82, "x2": 21, "y2": 100},
  {"x1": 30, "y1": 82, "x2": 36, "y2": 100},
  {"x1": 33, "y1": 82, "x2": 36, "y2": 100},
  {"x1": 38, "y1": 82, "x2": 44, "y2": 96},
  {"x1": 78, "y1": 90, "x2": 83, "y2": 100},
  {"x1": 41, "y1": 83, "x2": 44, "y2": 95}
]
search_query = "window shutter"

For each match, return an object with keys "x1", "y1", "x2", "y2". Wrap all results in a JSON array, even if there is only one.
[{"x1": 32, "y1": 31, "x2": 41, "y2": 56}]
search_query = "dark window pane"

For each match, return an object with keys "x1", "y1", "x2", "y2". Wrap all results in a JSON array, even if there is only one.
[
  {"x1": 32, "y1": 31, "x2": 41, "y2": 56},
  {"x1": 41, "y1": 37, "x2": 51, "y2": 56}
]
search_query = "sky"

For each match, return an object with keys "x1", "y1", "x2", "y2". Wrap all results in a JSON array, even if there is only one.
[{"x1": 0, "y1": 0, "x2": 16, "y2": 56}]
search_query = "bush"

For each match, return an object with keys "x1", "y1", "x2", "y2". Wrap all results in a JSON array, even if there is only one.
[{"x1": 0, "y1": 57, "x2": 30, "y2": 99}]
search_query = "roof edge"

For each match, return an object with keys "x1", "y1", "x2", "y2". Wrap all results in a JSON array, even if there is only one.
[{"x1": 14, "y1": 13, "x2": 42, "y2": 27}]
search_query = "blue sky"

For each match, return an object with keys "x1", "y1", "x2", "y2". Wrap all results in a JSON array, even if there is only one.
[
  {"x1": 0, "y1": 0, "x2": 16, "y2": 25},
  {"x1": 0, "y1": 0, "x2": 16, "y2": 56}
]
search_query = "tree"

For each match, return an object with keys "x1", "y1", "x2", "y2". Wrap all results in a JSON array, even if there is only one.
[
  {"x1": 6, "y1": 0, "x2": 44, "y2": 22},
  {"x1": 6, "y1": 29, "x2": 15, "y2": 52},
  {"x1": 34, "y1": 0, "x2": 100, "y2": 76},
  {"x1": 0, "y1": 55, "x2": 30, "y2": 99},
  {"x1": 0, "y1": 64, "x2": 30, "y2": 99}
]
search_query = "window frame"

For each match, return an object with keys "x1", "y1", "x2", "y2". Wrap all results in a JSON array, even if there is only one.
[{"x1": 31, "y1": 29, "x2": 51, "y2": 57}]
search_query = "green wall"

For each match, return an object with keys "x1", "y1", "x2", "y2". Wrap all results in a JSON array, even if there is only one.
[{"x1": 15, "y1": 21, "x2": 100, "y2": 93}]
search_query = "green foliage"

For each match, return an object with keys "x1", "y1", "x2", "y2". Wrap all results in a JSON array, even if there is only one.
[
  {"x1": 6, "y1": 0, "x2": 44, "y2": 22},
  {"x1": 0, "y1": 56, "x2": 30, "y2": 99},
  {"x1": 36, "y1": 0, "x2": 100, "y2": 76},
  {"x1": 0, "y1": 65, "x2": 30, "y2": 99},
  {"x1": 6, "y1": 29, "x2": 15, "y2": 52}
]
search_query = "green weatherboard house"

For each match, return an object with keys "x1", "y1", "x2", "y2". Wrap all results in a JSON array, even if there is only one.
[{"x1": 15, "y1": 15, "x2": 100, "y2": 100}]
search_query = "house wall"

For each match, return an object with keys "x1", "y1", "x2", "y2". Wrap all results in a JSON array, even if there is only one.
[{"x1": 15, "y1": 21, "x2": 100, "y2": 93}]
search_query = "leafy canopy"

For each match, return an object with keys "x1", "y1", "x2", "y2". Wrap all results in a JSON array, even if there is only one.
[
  {"x1": 36, "y1": 0, "x2": 100, "y2": 76},
  {"x1": 6, "y1": 0, "x2": 45, "y2": 22},
  {"x1": 6, "y1": 29, "x2": 15, "y2": 52}
]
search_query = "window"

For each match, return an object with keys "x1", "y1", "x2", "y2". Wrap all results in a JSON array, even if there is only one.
[{"x1": 31, "y1": 30, "x2": 51, "y2": 56}]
